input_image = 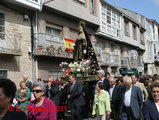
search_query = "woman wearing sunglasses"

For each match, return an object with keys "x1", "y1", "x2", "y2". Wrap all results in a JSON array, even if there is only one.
[{"x1": 27, "y1": 81, "x2": 56, "y2": 120}]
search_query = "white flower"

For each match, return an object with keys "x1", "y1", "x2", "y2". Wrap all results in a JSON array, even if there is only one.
[{"x1": 77, "y1": 68, "x2": 81, "y2": 72}]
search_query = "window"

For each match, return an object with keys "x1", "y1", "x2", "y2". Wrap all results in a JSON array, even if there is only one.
[
  {"x1": 0, "y1": 12, "x2": 5, "y2": 40},
  {"x1": 124, "y1": 20, "x2": 129, "y2": 36},
  {"x1": 111, "y1": 44, "x2": 115, "y2": 54},
  {"x1": 90, "y1": 0, "x2": 94, "y2": 13},
  {"x1": 75, "y1": 0, "x2": 85, "y2": 5},
  {"x1": 107, "y1": 7, "x2": 111, "y2": 24},
  {"x1": 133, "y1": 25, "x2": 137, "y2": 40},
  {"x1": 48, "y1": 71, "x2": 63, "y2": 80},
  {"x1": 0, "y1": 70, "x2": 7, "y2": 78},
  {"x1": 101, "y1": 5, "x2": 121, "y2": 37},
  {"x1": 101, "y1": 12, "x2": 106, "y2": 32},
  {"x1": 140, "y1": 30, "x2": 144, "y2": 44},
  {"x1": 46, "y1": 23, "x2": 62, "y2": 43}
]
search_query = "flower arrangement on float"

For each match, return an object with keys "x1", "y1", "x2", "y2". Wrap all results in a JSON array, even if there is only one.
[
  {"x1": 59, "y1": 61, "x2": 68, "y2": 68},
  {"x1": 59, "y1": 59, "x2": 90, "y2": 77},
  {"x1": 68, "y1": 59, "x2": 90, "y2": 76}
]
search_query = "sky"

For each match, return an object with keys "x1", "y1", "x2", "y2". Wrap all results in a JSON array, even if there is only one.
[{"x1": 105, "y1": 0, "x2": 159, "y2": 23}]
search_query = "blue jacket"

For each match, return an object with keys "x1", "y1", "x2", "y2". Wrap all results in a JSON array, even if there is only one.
[
  {"x1": 120, "y1": 85, "x2": 143, "y2": 119},
  {"x1": 143, "y1": 99, "x2": 159, "y2": 120}
]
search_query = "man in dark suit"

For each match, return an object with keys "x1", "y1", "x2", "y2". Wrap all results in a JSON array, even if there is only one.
[
  {"x1": 23, "y1": 75, "x2": 32, "y2": 92},
  {"x1": 67, "y1": 74, "x2": 86, "y2": 120},
  {"x1": 120, "y1": 76, "x2": 143, "y2": 120},
  {"x1": 109, "y1": 77, "x2": 121, "y2": 120},
  {"x1": 45, "y1": 77, "x2": 61, "y2": 120},
  {"x1": 97, "y1": 69, "x2": 110, "y2": 92},
  {"x1": 143, "y1": 82, "x2": 159, "y2": 120}
]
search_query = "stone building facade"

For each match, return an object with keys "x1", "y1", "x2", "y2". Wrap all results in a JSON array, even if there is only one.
[
  {"x1": 33, "y1": 0, "x2": 100, "y2": 80},
  {"x1": 0, "y1": 2, "x2": 35, "y2": 87}
]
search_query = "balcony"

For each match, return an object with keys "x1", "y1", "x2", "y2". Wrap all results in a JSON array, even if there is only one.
[
  {"x1": 34, "y1": 33, "x2": 73, "y2": 59},
  {"x1": 130, "y1": 57, "x2": 138, "y2": 69},
  {"x1": 110, "y1": 55, "x2": 119, "y2": 67},
  {"x1": 100, "y1": 52, "x2": 110, "y2": 66},
  {"x1": 0, "y1": 30, "x2": 22, "y2": 56},
  {"x1": 5, "y1": 0, "x2": 41, "y2": 10},
  {"x1": 121, "y1": 57, "x2": 128, "y2": 68}
]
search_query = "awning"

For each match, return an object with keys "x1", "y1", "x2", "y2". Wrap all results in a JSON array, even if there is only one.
[{"x1": 120, "y1": 70, "x2": 138, "y2": 75}]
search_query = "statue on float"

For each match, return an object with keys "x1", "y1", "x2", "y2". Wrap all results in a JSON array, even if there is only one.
[{"x1": 73, "y1": 21, "x2": 100, "y2": 75}]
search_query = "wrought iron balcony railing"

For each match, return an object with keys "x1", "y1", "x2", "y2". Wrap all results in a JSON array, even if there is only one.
[
  {"x1": 121, "y1": 57, "x2": 128, "y2": 68},
  {"x1": 100, "y1": 52, "x2": 110, "y2": 66},
  {"x1": 0, "y1": 30, "x2": 22, "y2": 55},
  {"x1": 110, "y1": 55, "x2": 119, "y2": 66},
  {"x1": 34, "y1": 33, "x2": 73, "y2": 58}
]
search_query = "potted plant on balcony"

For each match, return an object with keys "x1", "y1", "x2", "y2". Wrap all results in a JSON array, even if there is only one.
[
  {"x1": 46, "y1": 45, "x2": 55, "y2": 54},
  {"x1": 57, "y1": 45, "x2": 63, "y2": 54},
  {"x1": 38, "y1": 45, "x2": 43, "y2": 50}
]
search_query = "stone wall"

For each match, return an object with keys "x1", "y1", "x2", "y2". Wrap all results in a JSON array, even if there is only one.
[{"x1": 0, "y1": 6, "x2": 32, "y2": 88}]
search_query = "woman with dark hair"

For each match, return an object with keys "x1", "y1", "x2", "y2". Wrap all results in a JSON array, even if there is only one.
[
  {"x1": 143, "y1": 82, "x2": 159, "y2": 120},
  {"x1": 0, "y1": 78, "x2": 27, "y2": 120},
  {"x1": 92, "y1": 82, "x2": 111, "y2": 120}
]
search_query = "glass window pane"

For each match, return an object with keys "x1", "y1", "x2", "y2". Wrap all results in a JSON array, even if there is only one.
[
  {"x1": 46, "y1": 26, "x2": 52, "y2": 35},
  {"x1": 0, "y1": 70, "x2": 7, "y2": 78},
  {"x1": 0, "y1": 26, "x2": 4, "y2": 32},
  {"x1": 107, "y1": 16, "x2": 111, "y2": 24},
  {"x1": 107, "y1": 7, "x2": 111, "y2": 16},
  {"x1": 0, "y1": 20, "x2": 4, "y2": 25},
  {"x1": 0, "y1": 13, "x2": 4, "y2": 19}
]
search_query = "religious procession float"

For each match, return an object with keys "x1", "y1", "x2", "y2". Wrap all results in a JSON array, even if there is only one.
[
  {"x1": 60, "y1": 21, "x2": 100, "y2": 82},
  {"x1": 59, "y1": 21, "x2": 101, "y2": 118}
]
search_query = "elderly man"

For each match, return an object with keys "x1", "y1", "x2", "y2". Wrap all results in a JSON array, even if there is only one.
[
  {"x1": 67, "y1": 74, "x2": 86, "y2": 120},
  {"x1": 120, "y1": 76, "x2": 143, "y2": 120},
  {"x1": 131, "y1": 74, "x2": 148, "y2": 101},
  {"x1": 23, "y1": 75, "x2": 32, "y2": 92},
  {"x1": 109, "y1": 77, "x2": 120, "y2": 120},
  {"x1": 97, "y1": 69, "x2": 110, "y2": 92}
]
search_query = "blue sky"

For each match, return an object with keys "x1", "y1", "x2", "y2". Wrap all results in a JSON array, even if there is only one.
[{"x1": 105, "y1": 0, "x2": 159, "y2": 23}]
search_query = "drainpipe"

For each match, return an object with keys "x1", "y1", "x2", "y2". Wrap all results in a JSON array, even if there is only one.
[
  {"x1": 30, "y1": 12, "x2": 35, "y2": 82},
  {"x1": 35, "y1": 12, "x2": 38, "y2": 81}
]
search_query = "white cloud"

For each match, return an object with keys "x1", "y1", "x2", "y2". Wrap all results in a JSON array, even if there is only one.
[{"x1": 154, "y1": 0, "x2": 159, "y2": 6}]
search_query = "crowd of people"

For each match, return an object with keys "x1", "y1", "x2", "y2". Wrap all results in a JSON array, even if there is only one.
[{"x1": 0, "y1": 71, "x2": 159, "y2": 120}]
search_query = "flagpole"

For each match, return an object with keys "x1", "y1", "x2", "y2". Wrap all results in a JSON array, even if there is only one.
[{"x1": 115, "y1": 0, "x2": 117, "y2": 7}]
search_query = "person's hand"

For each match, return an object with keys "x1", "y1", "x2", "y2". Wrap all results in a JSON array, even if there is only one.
[
  {"x1": 17, "y1": 98, "x2": 22, "y2": 102},
  {"x1": 67, "y1": 95, "x2": 70, "y2": 99},
  {"x1": 22, "y1": 98, "x2": 27, "y2": 102},
  {"x1": 106, "y1": 111, "x2": 111, "y2": 118}
]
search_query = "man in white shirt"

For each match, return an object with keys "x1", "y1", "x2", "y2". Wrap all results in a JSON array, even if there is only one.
[{"x1": 120, "y1": 76, "x2": 143, "y2": 120}]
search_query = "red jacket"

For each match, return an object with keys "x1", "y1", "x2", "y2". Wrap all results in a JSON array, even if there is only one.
[{"x1": 27, "y1": 96, "x2": 56, "y2": 120}]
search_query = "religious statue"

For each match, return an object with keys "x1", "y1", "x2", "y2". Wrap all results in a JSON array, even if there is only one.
[
  {"x1": 73, "y1": 21, "x2": 100, "y2": 75},
  {"x1": 74, "y1": 24, "x2": 88, "y2": 61}
]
